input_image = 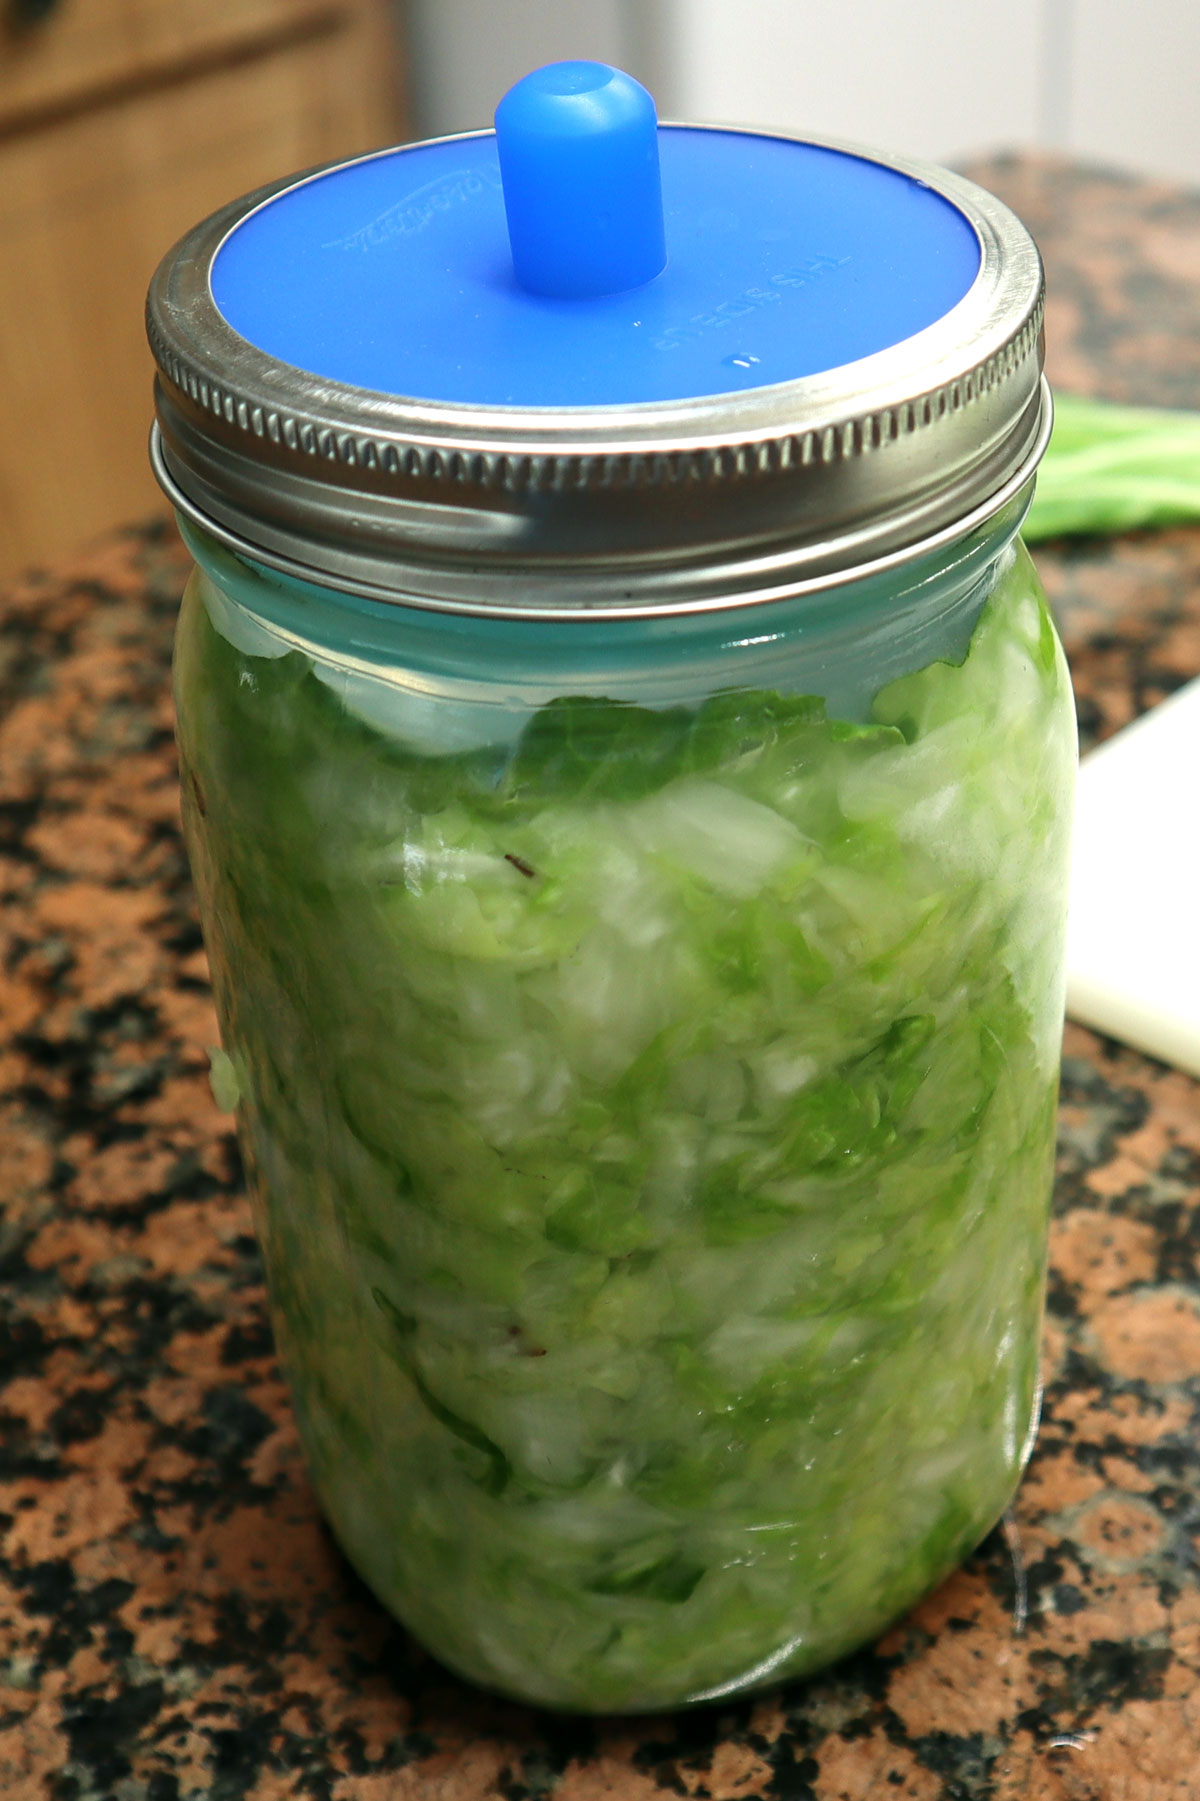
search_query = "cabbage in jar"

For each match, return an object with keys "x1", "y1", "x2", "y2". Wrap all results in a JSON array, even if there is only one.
[{"x1": 174, "y1": 518, "x2": 1075, "y2": 1713}]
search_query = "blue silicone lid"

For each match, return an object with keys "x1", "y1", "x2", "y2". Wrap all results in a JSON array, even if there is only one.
[{"x1": 211, "y1": 63, "x2": 980, "y2": 409}]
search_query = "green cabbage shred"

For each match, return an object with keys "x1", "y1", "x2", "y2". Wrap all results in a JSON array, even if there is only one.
[{"x1": 1025, "y1": 393, "x2": 1200, "y2": 541}]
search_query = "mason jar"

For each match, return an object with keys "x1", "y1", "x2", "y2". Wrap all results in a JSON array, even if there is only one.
[{"x1": 148, "y1": 64, "x2": 1076, "y2": 1713}]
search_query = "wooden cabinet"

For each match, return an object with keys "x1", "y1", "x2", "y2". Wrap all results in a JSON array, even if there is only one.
[{"x1": 0, "y1": 0, "x2": 405, "y2": 581}]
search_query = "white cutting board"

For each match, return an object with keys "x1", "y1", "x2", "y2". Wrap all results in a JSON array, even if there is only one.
[{"x1": 1066, "y1": 674, "x2": 1200, "y2": 1077}]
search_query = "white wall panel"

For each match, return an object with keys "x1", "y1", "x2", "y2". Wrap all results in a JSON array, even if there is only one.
[
  {"x1": 403, "y1": 0, "x2": 627, "y2": 136},
  {"x1": 400, "y1": 1, "x2": 1200, "y2": 188},
  {"x1": 663, "y1": 0, "x2": 1043, "y2": 165},
  {"x1": 1067, "y1": 0, "x2": 1200, "y2": 185}
]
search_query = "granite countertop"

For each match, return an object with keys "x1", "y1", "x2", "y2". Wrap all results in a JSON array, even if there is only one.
[{"x1": 3, "y1": 155, "x2": 1200, "y2": 1801}]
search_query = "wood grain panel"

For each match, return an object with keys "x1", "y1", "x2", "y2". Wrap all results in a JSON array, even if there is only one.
[
  {"x1": 0, "y1": 11, "x2": 399, "y2": 579},
  {"x1": 0, "y1": 0, "x2": 348, "y2": 130}
]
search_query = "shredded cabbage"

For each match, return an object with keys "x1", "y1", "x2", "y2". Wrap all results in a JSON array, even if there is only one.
[
  {"x1": 174, "y1": 541, "x2": 1075, "y2": 1711},
  {"x1": 1025, "y1": 393, "x2": 1200, "y2": 541}
]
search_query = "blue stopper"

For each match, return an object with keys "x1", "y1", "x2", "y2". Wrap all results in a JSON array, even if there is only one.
[{"x1": 494, "y1": 61, "x2": 667, "y2": 300}]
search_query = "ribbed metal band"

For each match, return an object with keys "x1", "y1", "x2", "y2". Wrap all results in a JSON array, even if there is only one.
[{"x1": 147, "y1": 126, "x2": 1049, "y2": 618}]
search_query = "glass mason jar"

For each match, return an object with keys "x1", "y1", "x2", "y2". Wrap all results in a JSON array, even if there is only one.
[{"x1": 149, "y1": 75, "x2": 1076, "y2": 1712}]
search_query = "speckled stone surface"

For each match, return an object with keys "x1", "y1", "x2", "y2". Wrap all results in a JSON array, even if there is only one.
[{"x1": 2, "y1": 156, "x2": 1200, "y2": 1801}]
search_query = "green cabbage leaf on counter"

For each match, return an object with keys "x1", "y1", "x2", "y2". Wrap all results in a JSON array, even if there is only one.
[{"x1": 1025, "y1": 393, "x2": 1200, "y2": 541}]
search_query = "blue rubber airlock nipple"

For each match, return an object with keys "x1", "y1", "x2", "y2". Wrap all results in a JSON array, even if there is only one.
[{"x1": 494, "y1": 62, "x2": 667, "y2": 299}]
